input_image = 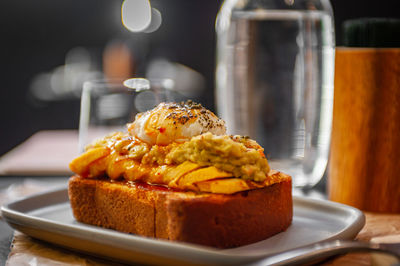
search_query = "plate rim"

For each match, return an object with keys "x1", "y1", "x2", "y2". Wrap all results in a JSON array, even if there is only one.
[{"x1": 1, "y1": 186, "x2": 365, "y2": 265}]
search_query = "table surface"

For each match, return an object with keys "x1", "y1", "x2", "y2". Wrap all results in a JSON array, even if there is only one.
[{"x1": 0, "y1": 176, "x2": 70, "y2": 266}]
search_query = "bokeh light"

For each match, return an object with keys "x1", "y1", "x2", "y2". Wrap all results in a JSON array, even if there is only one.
[{"x1": 121, "y1": 0, "x2": 152, "y2": 32}]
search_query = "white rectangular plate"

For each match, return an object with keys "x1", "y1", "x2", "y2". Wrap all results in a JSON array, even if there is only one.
[{"x1": 1, "y1": 187, "x2": 365, "y2": 265}]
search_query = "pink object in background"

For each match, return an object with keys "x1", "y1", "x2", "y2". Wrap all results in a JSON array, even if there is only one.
[{"x1": 0, "y1": 130, "x2": 79, "y2": 176}]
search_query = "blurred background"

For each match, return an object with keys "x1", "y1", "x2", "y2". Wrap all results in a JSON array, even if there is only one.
[{"x1": 0, "y1": 0, "x2": 399, "y2": 156}]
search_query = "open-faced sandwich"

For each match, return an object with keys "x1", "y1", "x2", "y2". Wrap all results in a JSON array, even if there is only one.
[{"x1": 69, "y1": 101, "x2": 292, "y2": 248}]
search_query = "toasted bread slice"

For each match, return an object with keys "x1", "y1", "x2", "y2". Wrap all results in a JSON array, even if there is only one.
[{"x1": 68, "y1": 173, "x2": 292, "y2": 248}]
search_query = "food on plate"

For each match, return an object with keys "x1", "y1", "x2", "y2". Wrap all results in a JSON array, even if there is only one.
[{"x1": 69, "y1": 101, "x2": 292, "y2": 248}]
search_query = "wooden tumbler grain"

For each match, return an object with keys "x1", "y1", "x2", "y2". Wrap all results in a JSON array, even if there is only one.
[{"x1": 328, "y1": 48, "x2": 400, "y2": 213}]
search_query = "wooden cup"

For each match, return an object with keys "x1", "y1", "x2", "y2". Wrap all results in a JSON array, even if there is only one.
[{"x1": 328, "y1": 48, "x2": 400, "y2": 213}]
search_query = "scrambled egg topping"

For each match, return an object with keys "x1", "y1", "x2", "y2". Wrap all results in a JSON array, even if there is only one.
[{"x1": 69, "y1": 101, "x2": 289, "y2": 194}]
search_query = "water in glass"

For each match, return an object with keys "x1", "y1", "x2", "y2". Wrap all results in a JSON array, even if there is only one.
[{"x1": 216, "y1": 0, "x2": 335, "y2": 188}]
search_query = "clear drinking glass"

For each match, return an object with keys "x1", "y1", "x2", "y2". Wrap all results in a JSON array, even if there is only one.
[
  {"x1": 216, "y1": 0, "x2": 335, "y2": 188},
  {"x1": 78, "y1": 78, "x2": 174, "y2": 152}
]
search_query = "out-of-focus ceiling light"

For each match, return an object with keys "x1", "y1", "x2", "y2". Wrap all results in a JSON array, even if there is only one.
[
  {"x1": 121, "y1": 0, "x2": 162, "y2": 33},
  {"x1": 121, "y1": 0, "x2": 151, "y2": 32}
]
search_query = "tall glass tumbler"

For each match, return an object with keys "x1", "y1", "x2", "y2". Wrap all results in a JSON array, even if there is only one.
[
  {"x1": 216, "y1": 0, "x2": 335, "y2": 188},
  {"x1": 79, "y1": 78, "x2": 173, "y2": 152}
]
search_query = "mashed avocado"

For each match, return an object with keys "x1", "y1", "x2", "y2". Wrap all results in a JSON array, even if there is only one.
[{"x1": 166, "y1": 132, "x2": 270, "y2": 182}]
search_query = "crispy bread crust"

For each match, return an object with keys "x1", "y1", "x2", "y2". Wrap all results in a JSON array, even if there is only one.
[{"x1": 68, "y1": 175, "x2": 292, "y2": 248}]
